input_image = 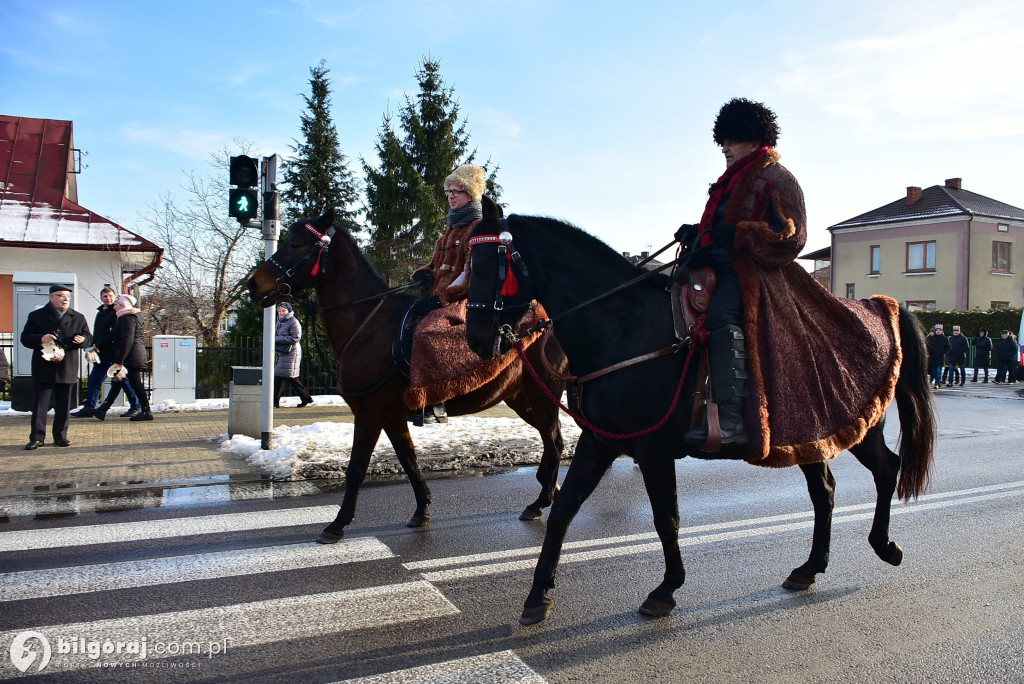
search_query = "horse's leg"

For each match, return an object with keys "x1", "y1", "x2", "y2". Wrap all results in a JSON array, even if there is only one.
[
  {"x1": 318, "y1": 418, "x2": 383, "y2": 543},
  {"x1": 382, "y1": 420, "x2": 433, "y2": 528},
  {"x1": 783, "y1": 461, "x2": 836, "y2": 590},
  {"x1": 521, "y1": 432, "x2": 617, "y2": 625},
  {"x1": 636, "y1": 451, "x2": 684, "y2": 617},
  {"x1": 848, "y1": 423, "x2": 904, "y2": 566},
  {"x1": 504, "y1": 390, "x2": 565, "y2": 521}
]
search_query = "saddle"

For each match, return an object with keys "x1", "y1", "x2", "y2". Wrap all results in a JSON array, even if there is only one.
[
  {"x1": 393, "y1": 296, "x2": 442, "y2": 377},
  {"x1": 670, "y1": 267, "x2": 723, "y2": 451}
]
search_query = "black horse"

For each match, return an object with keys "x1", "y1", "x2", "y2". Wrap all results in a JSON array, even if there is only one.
[
  {"x1": 464, "y1": 213, "x2": 936, "y2": 625},
  {"x1": 248, "y1": 210, "x2": 569, "y2": 541}
]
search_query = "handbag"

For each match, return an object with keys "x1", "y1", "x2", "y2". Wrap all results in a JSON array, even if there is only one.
[{"x1": 274, "y1": 341, "x2": 294, "y2": 354}]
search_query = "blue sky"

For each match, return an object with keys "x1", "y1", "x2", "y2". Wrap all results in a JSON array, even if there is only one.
[{"x1": 3, "y1": 0, "x2": 1023, "y2": 260}]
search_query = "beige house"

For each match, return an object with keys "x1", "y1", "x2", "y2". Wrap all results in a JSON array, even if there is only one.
[{"x1": 828, "y1": 178, "x2": 1024, "y2": 311}]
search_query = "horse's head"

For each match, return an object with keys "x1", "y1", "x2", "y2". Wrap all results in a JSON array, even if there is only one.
[
  {"x1": 466, "y1": 214, "x2": 535, "y2": 360},
  {"x1": 247, "y1": 209, "x2": 336, "y2": 307}
]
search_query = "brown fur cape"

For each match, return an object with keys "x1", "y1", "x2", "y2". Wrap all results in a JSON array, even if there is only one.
[{"x1": 724, "y1": 150, "x2": 901, "y2": 467}]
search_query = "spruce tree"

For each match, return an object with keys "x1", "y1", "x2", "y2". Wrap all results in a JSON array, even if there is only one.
[
  {"x1": 363, "y1": 57, "x2": 500, "y2": 283},
  {"x1": 281, "y1": 60, "x2": 360, "y2": 230}
]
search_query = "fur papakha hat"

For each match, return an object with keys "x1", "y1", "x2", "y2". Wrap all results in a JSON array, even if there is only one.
[
  {"x1": 444, "y1": 164, "x2": 486, "y2": 202},
  {"x1": 713, "y1": 97, "x2": 780, "y2": 147}
]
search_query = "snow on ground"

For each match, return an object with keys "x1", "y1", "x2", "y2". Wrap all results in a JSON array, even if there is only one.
[
  {"x1": 1, "y1": 395, "x2": 580, "y2": 481},
  {"x1": 221, "y1": 414, "x2": 581, "y2": 481}
]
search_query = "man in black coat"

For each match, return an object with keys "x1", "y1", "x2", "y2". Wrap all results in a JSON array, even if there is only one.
[
  {"x1": 71, "y1": 287, "x2": 140, "y2": 417},
  {"x1": 19, "y1": 284, "x2": 92, "y2": 449}
]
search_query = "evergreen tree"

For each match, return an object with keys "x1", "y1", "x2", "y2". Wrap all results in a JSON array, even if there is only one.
[
  {"x1": 363, "y1": 57, "x2": 500, "y2": 283},
  {"x1": 281, "y1": 60, "x2": 360, "y2": 230}
]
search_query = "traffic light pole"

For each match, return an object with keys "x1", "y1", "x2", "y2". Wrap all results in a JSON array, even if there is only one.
[{"x1": 260, "y1": 155, "x2": 280, "y2": 451}]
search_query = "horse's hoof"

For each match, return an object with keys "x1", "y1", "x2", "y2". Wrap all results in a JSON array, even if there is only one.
[
  {"x1": 407, "y1": 515, "x2": 430, "y2": 528},
  {"x1": 638, "y1": 597, "x2": 675, "y2": 617},
  {"x1": 519, "y1": 507, "x2": 543, "y2": 521},
  {"x1": 316, "y1": 531, "x2": 343, "y2": 545},
  {"x1": 519, "y1": 601, "x2": 553, "y2": 626},
  {"x1": 782, "y1": 571, "x2": 815, "y2": 591},
  {"x1": 884, "y1": 542, "x2": 903, "y2": 566}
]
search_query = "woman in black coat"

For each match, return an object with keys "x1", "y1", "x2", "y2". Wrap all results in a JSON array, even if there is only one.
[
  {"x1": 94, "y1": 294, "x2": 153, "y2": 421},
  {"x1": 971, "y1": 328, "x2": 993, "y2": 382}
]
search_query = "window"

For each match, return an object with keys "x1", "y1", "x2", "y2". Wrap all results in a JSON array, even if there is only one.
[
  {"x1": 906, "y1": 241, "x2": 936, "y2": 272},
  {"x1": 992, "y1": 241, "x2": 1011, "y2": 272},
  {"x1": 905, "y1": 300, "x2": 936, "y2": 311},
  {"x1": 991, "y1": 301, "x2": 1010, "y2": 309},
  {"x1": 845, "y1": 283, "x2": 855, "y2": 299},
  {"x1": 869, "y1": 245, "x2": 881, "y2": 274}
]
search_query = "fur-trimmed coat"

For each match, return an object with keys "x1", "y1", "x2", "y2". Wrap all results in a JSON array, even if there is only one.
[
  {"x1": 415, "y1": 220, "x2": 479, "y2": 306},
  {"x1": 722, "y1": 150, "x2": 901, "y2": 467},
  {"x1": 274, "y1": 313, "x2": 303, "y2": 378}
]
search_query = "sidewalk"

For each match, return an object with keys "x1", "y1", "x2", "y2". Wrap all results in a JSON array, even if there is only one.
[{"x1": 0, "y1": 404, "x2": 356, "y2": 502}]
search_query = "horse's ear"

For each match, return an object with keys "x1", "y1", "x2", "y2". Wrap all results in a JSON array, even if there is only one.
[
  {"x1": 320, "y1": 207, "x2": 336, "y2": 227},
  {"x1": 481, "y1": 195, "x2": 502, "y2": 226}
]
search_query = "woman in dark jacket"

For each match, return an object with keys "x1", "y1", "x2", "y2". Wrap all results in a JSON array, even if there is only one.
[
  {"x1": 971, "y1": 328, "x2": 992, "y2": 382},
  {"x1": 94, "y1": 294, "x2": 153, "y2": 421}
]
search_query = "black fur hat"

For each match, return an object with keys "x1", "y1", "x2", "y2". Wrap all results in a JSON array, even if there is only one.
[{"x1": 713, "y1": 98, "x2": 780, "y2": 147}]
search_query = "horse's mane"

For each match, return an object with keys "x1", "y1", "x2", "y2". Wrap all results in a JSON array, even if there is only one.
[
  {"x1": 325, "y1": 220, "x2": 397, "y2": 293},
  {"x1": 509, "y1": 214, "x2": 671, "y2": 289}
]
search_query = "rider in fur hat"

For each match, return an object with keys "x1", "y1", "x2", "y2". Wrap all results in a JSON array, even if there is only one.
[{"x1": 676, "y1": 98, "x2": 798, "y2": 449}]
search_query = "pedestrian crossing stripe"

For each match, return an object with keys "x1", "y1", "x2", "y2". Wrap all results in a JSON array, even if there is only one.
[
  {"x1": 0, "y1": 505, "x2": 339, "y2": 553},
  {"x1": 333, "y1": 649, "x2": 546, "y2": 683},
  {"x1": 0, "y1": 537, "x2": 393, "y2": 602},
  {"x1": 0, "y1": 581, "x2": 458, "y2": 679}
]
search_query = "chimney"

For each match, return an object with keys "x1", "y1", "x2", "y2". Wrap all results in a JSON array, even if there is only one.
[
  {"x1": 641, "y1": 251, "x2": 650, "y2": 259},
  {"x1": 945, "y1": 178, "x2": 962, "y2": 190},
  {"x1": 621, "y1": 251, "x2": 630, "y2": 259},
  {"x1": 907, "y1": 186, "x2": 922, "y2": 205}
]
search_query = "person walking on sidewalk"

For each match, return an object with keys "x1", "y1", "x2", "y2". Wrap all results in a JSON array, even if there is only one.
[
  {"x1": 994, "y1": 330, "x2": 1019, "y2": 384},
  {"x1": 971, "y1": 328, "x2": 992, "y2": 383},
  {"x1": 72, "y1": 287, "x2": 141, "y2": 418},
  {"x1": 273, "y1": 302, "x2": 313, "y2": 408},
  {"x1": 20, "y1": 284, "x2": 92, "y2": 449},
  {"x1": 926, "y1": 325, "x2": 951, "y2": 389},
  {"x1": 947, "y1": 325, "x2": 969, "y2": 386},
  {"x1": 93, "y1": 294, "x2": 153, "y2": 421}
]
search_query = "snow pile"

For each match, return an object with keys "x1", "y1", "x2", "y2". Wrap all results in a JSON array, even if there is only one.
[{"x1": 220, "y1": 415, "x2": 581, "y2": 480}]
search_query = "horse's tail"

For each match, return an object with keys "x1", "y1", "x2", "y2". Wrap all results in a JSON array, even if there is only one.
[{"x1": 894, "y1": 308, "x2": 937, "y2": 501}]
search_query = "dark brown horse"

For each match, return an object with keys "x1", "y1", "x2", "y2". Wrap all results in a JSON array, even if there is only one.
[
  {"x1": 247, "y1": 210, "x2": 569, "y2": 542},
  {"x1": 464, "y1": 213, "x2": 937, "y2": 625}
]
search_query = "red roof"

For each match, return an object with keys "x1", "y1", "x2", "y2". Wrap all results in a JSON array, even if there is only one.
[{"x1": 0, "y1": 115, "x2": 162, "y2": 279}]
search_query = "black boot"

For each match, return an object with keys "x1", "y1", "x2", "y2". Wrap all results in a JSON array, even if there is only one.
[
  {"x1": 684, "y1": 325, "x2": 749, "y2": 448},
  {"x1": 93, "y1": 401, "x2": 114, "y2": 422},
  {"x1": 407, "y1": 403, "x2": 448, "y2": 427},
  {"x1": 129, "y1": 410, "x2": 154, "y2": 422}
]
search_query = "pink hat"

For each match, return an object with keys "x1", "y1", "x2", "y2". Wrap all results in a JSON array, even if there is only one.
[{"x1": 116, "y1": 294, "x2": 137, "y2": 307}]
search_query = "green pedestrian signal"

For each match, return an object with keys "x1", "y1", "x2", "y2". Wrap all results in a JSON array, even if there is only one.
[
  {"x1": 229, "y1": 188, "x2": 259, "y2": 221},
  {"x1": 228, "y1": 155, "x2": 260, "y2": 223}
]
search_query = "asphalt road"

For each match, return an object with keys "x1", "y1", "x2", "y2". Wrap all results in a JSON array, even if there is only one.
[{"x1": 0, "y1": 391, "x2": 1022, "y2": 683}]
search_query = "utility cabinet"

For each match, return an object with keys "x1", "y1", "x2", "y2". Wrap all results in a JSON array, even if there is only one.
[{"x1": 151, "y1": 335, "x2": 196, "y2": 405}]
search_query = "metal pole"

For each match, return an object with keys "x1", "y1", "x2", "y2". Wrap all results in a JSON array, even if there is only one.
[{"x1": 261, "y1": 155, "x2": 280, "y2": 450}]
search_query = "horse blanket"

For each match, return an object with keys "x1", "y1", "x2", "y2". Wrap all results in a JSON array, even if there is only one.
[{"x1": 404, "y1": 300, "x2": 547, "y2": 410}]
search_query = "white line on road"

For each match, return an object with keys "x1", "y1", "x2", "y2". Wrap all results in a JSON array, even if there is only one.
[
  {"x1": 412, "y1": 482, "x2": 1024, "y2": 582},
  {"x1": 0, "y1": 504, "x2": 339, "y2": 553},
  {"x1": 334, "y1": 649, "x2": 546, "y2": 684},
  {"x1": 0, "y1": 581, "x2": 459, "y2": 680},
  {"x1": 0, "y1": 537, "x2": 393, "y2": 602}
]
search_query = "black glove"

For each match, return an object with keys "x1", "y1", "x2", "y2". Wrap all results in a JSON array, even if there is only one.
[
  {"x1": 711, "y1": 223, "x2": 738, "y2": 245},
  {"x1": 674, "y1": 223, "x2": 699, "y2": 246},
  {"x1": 411, "y1": 269, "x2": 434, "y2": 294}
]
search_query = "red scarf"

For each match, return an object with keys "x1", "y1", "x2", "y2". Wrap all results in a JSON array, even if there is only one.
[{"x1": 696, "y1": 146, "x2": 772, "y2": 247}]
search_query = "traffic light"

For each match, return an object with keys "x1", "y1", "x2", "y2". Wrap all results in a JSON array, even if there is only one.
[{"x1": 229, "y1": 155, "x2": 259, "y2": 222}]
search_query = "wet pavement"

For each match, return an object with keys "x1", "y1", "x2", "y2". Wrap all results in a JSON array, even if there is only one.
[
  {"x1": 0, "y1": 402, "x2": 523, "y2": 521},
  {"x1": 1, "y1": 378, "x2": 1020, "y2": 521}
]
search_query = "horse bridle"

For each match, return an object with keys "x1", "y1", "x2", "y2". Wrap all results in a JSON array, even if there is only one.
[
  {"x1": 467, "y1": 228, "x2": 535, "y2": 340},
  {"x1": 268, "y1": 221, "x2": 337, "y2": 296}
]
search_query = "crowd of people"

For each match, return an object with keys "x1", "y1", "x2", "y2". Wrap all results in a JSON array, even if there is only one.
[{"x1": 926, "y1": 323, "x2": 1020, "y2": 389}]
